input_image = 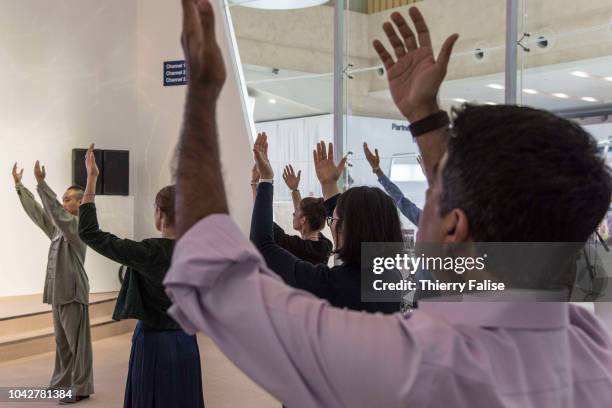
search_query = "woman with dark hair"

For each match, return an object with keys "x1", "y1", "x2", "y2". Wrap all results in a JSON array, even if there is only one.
[
  {"x1": 250, "y1": 133, "x2": 402, "y2": 314},
  {"x1": 78, "y1": 145, "x2": 204, "y2": 408},
  {"x1": 251, "y1": 162, "x2": 332, "y2": 264}
]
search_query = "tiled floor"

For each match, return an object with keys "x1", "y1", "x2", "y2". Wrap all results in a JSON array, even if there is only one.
[{"x1": 0, "y1": 332, "x2": 279, "y2": 408}]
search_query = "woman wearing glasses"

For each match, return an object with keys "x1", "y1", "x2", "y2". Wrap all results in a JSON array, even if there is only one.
[{"x1": 250, "y1": 133, "x2": 401, "y2": 314}]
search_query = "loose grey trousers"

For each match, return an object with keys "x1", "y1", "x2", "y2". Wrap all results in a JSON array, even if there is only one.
[{"x1": 49, "y1": 302, "x2": 94, "y2": 396}]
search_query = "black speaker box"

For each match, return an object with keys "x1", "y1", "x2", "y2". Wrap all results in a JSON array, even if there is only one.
[
  {"x1": 71, "y1": 148, "x2": 129, "y2": 196},
  {"x1": 72, "y1": 149, "x2": 103, "y2": 194},
  {"x1": 102, "y1": 150, "x2": 129, "y2": 196}
]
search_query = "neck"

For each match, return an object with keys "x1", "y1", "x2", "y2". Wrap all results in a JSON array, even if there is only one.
[
  {"x1": 301, "y1": 229, "x2": 319, "y2": 241},
  {"x1": 161, "y1": 225, "x2": 177, "y2": 240}
]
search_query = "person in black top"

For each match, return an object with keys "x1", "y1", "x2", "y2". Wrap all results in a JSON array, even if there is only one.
[
  {"x1": 250, "y1": 133, "x2": 402, "y2": 314},
  {"x1": 251, "y1": 162, "x2": 332, "y2": 265},
  {"x1": 78, "y1": 145, "x2": 204, "y2": 408}
]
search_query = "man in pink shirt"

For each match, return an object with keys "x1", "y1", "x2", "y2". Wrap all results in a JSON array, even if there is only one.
[{"x1": 164, "y1": 0, "x2": 612, "y2": 406}]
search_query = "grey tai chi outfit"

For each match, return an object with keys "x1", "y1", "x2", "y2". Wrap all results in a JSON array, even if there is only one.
[{"x1": 16, "y1": 181, "x2": 94, "y2": 396}]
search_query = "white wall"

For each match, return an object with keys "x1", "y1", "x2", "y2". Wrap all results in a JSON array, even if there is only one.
[
  {"x1": 0, "y1": 0, "x2": 138, "y2": 297},
  {"x1": 0, "y1": 0, "x2": 255, "y2": 298}
]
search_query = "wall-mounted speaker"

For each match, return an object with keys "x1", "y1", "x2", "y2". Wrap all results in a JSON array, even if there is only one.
[
  {"x1": 71, "y1": 148, "x2": 129, "y2": 196},
  {"x1": 102, "y1": 150, "x2": 129, "y2": 195}
]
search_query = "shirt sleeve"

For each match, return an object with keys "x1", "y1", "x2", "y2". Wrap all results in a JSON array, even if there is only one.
[
  {"x1": 377, "y1": 173, "x2": 422, "y2": 226},
  {"x1": 249, "y1": 182, "x2": 334, "y2": 297},
  {"x1": 36, "y1": 181, "x2": 80, "y2": 245},
  {"x1": 164, "y1": 214, "x2": 424, "y2": 408},
  {"x1": 15, "y1": 183, "x2": 56, "y2": 240},
  {"x1": 78, "y1": 203, "x2": 154, "y2": 270},
  {"x1": 323, "y1": 193, "x2": 340, "y2": 217}
]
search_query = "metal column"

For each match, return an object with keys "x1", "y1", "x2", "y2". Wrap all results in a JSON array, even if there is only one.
[
  {"x1": 333, "y1": 0, "x2": 345, "y2": 187},
  {"x1": 505, "y1": 0, "x2": 519, "y2": 104}
]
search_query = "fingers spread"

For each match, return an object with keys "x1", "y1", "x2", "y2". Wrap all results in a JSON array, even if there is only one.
[
  {"x1": 437, "y1": 33, "x2": 459, "y2": 72},
  {"x1": 372, "y1": 40, "x2": 395, "y2": 71},
  {"x1": 408, "y1": 7, "x2": 431, "y2": 49},
  {"x1": 390, "y1": 12, "x2": 417, "y2": 51},
  {"x1": 382, "y1": 22, "x2": 406, "y2": 59}
]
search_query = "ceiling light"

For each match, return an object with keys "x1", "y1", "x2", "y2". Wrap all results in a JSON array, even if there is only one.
[
  {"x1": 605, "y1": 77, "x2": 612, "y2": 82},
  {"x1": 522, "y1": 88, "x2": 539, "y2": 94},
  {"x1": 571, "y1": 71, "x2": 590, "y2": 78},
  {"x1": 581, "y1": 97, "x2": 598, "y2": 102},
  {"x1": 487, "y1": 84, "x2": 505, "y2": 90},
  {"x1": 552, "y1": 93, "x2": 570, "y2": 99},
  {"x1": 229, "y1": 0, "x2": 328, "y2": 9},
  {"x1": 268, "y1": 98, "x2": 277, "y2": 104},
  {"x1": 452, "y1": 98, "x2": 467, "y2": 103}
]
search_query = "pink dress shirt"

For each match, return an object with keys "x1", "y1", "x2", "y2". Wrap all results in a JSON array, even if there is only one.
[{"x1": 164, "y1": 214, "x2": 612, "y2": 407}]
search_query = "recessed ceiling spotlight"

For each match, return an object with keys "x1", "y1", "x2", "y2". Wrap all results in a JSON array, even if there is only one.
[
  {"x1": 523, "y1": 88, "x2": 539, "y2": 94},
  {"x1": 571, "y1": 71, "x2": 590, "y2": 78},
  {"x1": 487, "y1": 84, "x2": 505, "y2": 90},
  {"x1": 581, "y1": 97, "x2": 598, "y2": 102},
  {"x1": 552, "y1": 93, "x2": 570, "y2": 99},
  {"x1": 452, "y1": 98, "x2": 467, "y2": 103},
  {"x1": 268, "y1": 98, "x2": 277, "y2": 104}
]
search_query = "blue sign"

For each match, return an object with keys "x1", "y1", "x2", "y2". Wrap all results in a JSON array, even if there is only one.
[{"x1": 164, "y1": 60, "x2": 187, "y2": 86}]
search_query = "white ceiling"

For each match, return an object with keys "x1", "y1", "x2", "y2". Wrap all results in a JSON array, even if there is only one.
[{"x1": 245, "y1": 55, "x2": 612, "y2": 122}]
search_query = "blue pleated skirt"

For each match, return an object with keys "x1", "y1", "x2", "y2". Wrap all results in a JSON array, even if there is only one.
[{"x1": 124, "y1": 321, "x2": 205, "y2": 408}]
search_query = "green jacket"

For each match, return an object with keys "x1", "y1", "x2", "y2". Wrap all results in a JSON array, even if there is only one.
[{"x1": 16, "y1": 181, "x2": 89, "y2": 305}]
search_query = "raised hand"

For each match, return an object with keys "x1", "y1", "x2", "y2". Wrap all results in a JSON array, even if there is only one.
[
  {"x1": 372, "y1": 7, "x2": 458, "y2": 122},
  {"x1": 253, "y1": 132, "x2": 273, "y2": 180},
  {"x1": 85, "y1": 143, "x2": 99, "y2": 179},
  {"x1": 363, "y1": 143, "x2": 381, "y2": 171},
  {"x1": 12, "y1": 163, "x2": 24, "y2": 185},
  {"x1": 313, "y1": 141, "x2": 347, "y2": 186},
  {"x1": 251, "y1": 164, "x2": 260, "y2": 184},
  {"x1": 416, "y1": 154, "x2": 425, "y2": 176},
  {"x1": 181, "y1": 0, "x2": 226, "y2": 97},
  {"x1": 282, "y1": 165, "x2": 301, "y2": 191},
  {"x1": 34, "y1": 161, "x2": 46, "y2": 184}
]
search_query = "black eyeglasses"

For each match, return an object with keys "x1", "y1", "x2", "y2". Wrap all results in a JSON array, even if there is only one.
[{"x1": 326, "y1": 216, "x2": 341, "y2": 227}]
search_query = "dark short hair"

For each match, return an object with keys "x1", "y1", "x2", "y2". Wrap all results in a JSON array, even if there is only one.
[
  {"x1": 335, "y1": 186, "x2": 403, "y2": 265},
  {"x1": 440, "y1": 104, "x2": 612, "y2": 243},
  {"x1": 299, "y1": 197, "x2": 326, "y2": 231},
  {"x1": 155, "y1": 185, "x2": 176, "y2": 226},
  {"x1": 67, "y1": 185, "x2": 84, "y2": 200}
]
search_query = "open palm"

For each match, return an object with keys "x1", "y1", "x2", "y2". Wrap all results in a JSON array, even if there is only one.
[{"x1": 373, "y1": 7, "x2": 458, "y2": 121}]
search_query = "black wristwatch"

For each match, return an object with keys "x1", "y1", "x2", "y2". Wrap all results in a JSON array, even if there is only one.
[{"x1": 408, "y1": 111, "x2": 450, "y2": 138}]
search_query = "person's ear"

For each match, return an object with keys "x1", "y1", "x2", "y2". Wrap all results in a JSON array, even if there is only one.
[{"x1": 441, "y1": 208, "x2": 470, "y2": 243}]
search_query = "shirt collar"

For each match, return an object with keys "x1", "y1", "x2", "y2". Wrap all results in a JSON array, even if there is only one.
[{"x1": 417, "y1": 290, "x2": 570, "y2": 330}]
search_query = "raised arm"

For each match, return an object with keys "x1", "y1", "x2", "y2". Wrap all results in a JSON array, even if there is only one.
[
  {"x1": 174, "y1": 0, "x2": 228, "y2": 238},
  {"x1": 282, "y1": 164, "x2": 302, "y2": 211},
  {"x1": 250, "y1": 164, "x2": 260, "y2": 202},
  {"x1": 78, "y1": 144, "x2": 153, "y2": 270},
  {"x1": 373, "y1": 7, "x2": 458, "y2": 185},
  {"x1": 250, "y1": 133, "x2": 332, "y2": 292},
  {"x1": 79, "y1": 203, "x2": 154, "y2": 270},
  {"x1": 165, "y1": 2, "x2": 425, "y2": 406},
  {"x1": 34, "y1": 162, "x2": 80, "y2": 244},
  {"x1": 314, "y1": 141, "x2": 346, "y2": 200},
  {"x1": 13, "y1": 163, "x2": 56, "y2": 240},
  {"x1": 364, "y1": 143, "x2": 421, "y2": 225}
]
